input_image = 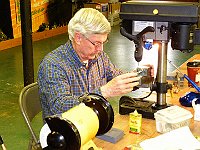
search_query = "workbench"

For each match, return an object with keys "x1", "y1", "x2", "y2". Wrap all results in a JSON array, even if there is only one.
[{"x1": 94, "y1": 54, "x2": 200, "y2": 149}]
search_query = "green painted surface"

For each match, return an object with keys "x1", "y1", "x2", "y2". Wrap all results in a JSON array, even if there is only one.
[{"x1": 0, "y1": 25, "x2": 199, "y2": 149}]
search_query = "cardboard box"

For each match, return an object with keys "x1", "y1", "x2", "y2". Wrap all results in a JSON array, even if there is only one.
[
  {"x1": 108, "y1": 13, "x2": 121, "y2": 26},
  {"x1": 84, "y1": 3, "x2": 108, "y2": 18},
  {"x1": 109, "y1": 2, "x2": 121, "y2": 14},
  {"x1": 108, "y1": 0, "x2": 119, "y2": 3},
  {"x1": 92, "y1": 0, "x2": 119, "y2": 3},
  {"x1": 92, "y1": 0, "x2": 109, "y2": 3}
]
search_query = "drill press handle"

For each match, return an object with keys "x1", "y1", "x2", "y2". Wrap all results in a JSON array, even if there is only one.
[{"x1": 120, "y1": 26, "x2": 154, "y2": 62}]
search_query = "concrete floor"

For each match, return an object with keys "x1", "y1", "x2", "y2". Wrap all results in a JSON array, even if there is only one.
[{"x1": 0, "y1": 24, "x2": 199, "y2": 149}]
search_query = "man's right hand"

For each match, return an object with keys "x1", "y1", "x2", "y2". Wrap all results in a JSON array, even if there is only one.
[{"x1": 100, "y1": 72, "x2": 141, "y2": 98}]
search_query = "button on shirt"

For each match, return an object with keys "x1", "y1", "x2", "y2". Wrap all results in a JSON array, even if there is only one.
[{"x1": 37, "y1": 40, "x2": 123, "y2": 119}]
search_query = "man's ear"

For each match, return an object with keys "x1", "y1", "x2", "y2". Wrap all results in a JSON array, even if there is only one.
[{"x1": 74, "y1": 32, "x2": 81, "y2": 45}]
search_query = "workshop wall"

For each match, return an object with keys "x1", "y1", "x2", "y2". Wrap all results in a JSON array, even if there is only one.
[
  {"x1": 10, "y1": 0, "x2": 49, "y2": 38},
  {"x1": 6, "y1": 0, "x2": 200, "y2": 39}
]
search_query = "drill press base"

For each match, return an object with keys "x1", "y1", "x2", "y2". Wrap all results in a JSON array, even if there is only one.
[{"x1": 119, "y1": 96, "x2": 169, "y2": 119}]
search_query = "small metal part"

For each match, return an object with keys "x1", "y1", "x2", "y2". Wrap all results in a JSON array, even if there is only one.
[{"x1": 136, "y1": 66, "x2": 154, "y2": 87}]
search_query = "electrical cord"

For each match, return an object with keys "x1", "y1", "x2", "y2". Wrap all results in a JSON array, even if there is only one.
[{"x1": 131, "y1": 65, "x2": 158, "y2": 101}]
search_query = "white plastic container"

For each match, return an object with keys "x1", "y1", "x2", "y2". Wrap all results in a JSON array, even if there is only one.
[
  {"x1": 192, "y1": 99, "x2": 200, "y2": 121},
  {"x1": 154, "y1": 105, "x2": 193, "y2": 133}
]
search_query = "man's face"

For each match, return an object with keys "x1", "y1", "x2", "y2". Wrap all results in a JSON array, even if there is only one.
[{"x1": 75, "y1": 33, "x2": 108, "y2": 61}]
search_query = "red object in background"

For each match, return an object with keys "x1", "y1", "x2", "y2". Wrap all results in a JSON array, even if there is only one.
[{"x1": 187, "y1": 62, "x2": 200, "y2": 87}]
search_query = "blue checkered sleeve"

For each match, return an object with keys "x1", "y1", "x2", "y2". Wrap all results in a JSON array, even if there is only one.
[{"x1": 37, "y1": 41, "x2": 123, "y2": 119}]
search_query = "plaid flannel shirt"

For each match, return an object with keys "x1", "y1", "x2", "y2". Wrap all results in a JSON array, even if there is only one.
[{"x1": 37, "y1": 40, "x2": 123, "y2": 119}]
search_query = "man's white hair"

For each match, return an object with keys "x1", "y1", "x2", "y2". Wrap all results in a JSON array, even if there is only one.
[{"x1": 68, "y1": 8, "x2": 111, "y2": 41}]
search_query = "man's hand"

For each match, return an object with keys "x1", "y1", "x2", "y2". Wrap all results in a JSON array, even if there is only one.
[{"x1": 101, "y1": 72, "x2": 140, "y2": 98}]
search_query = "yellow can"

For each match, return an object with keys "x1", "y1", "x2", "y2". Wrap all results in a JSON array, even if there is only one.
[{"x1": 129, "y1": 110, "x2": 142, "y2": 134}]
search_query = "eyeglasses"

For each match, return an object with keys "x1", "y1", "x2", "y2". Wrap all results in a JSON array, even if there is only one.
[{"x1": 83, "y1": 35, "x2": 108, "y2": 48}]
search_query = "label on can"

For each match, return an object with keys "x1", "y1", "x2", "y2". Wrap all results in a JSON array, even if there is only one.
[
  {"x1": 196, "y1": 73, "x2": 200, "y2": 82},
  {"x1": 129, "y1": 110, "x2": 142, "y2": 134}
]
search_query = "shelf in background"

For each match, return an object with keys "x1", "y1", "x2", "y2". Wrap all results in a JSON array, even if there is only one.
[{"x1": 0, "y1": 26, "x2": 67, "y2": 51}]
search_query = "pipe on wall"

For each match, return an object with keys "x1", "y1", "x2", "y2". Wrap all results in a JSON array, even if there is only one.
[{"x1": 20, "y1": 0, "x2": 34, "y2": 86}]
